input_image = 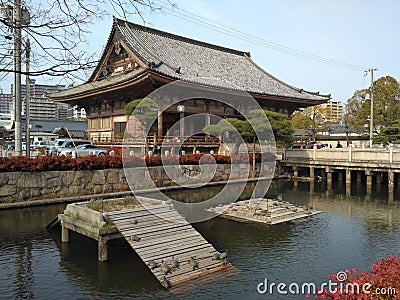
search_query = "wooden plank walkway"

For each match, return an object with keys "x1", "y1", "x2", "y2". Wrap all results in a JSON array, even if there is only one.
[{"x1": 105, "y1": 204, "x2": 231, "y2": 290}]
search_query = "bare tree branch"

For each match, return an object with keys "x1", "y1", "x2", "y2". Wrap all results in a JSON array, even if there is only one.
[{"x1": 0, "y1": 0, "x2": 169, "y2": 85}]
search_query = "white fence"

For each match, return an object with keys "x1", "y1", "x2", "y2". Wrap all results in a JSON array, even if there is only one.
[{"x1": 284, "y1": 147, "x2": 400, "y2": 164}]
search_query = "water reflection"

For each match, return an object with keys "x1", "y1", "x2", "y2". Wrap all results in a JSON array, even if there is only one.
[{"x1": 0, "y1": 180, "x2": 399, "y2": 300}]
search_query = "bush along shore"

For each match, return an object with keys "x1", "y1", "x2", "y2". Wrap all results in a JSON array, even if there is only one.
[
  {"x1": 0, "y1": 152, "x2": 276, "y2": 172},
  {"x1": 0, "y1": 153, "x2": 275, "y2": 204}
]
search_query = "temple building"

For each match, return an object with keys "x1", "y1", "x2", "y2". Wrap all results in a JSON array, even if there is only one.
[{"x1": 50, "y1": 17, "x2": 330, "y2": 149}]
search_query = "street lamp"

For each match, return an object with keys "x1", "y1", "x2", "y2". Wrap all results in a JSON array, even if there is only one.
[{"x1": 177, "y1": 104, "x2": 185, "y2": 155}]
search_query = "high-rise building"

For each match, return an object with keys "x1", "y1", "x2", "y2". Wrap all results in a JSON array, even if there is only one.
[
  {"x1": 5, "y1": 79, "x2": 84, "y2": 120},
  {"x1": 320, "y1": 100, "x2": 344, "y2": 123},
  {"x1": 20, "y1": 79, "x2": 66, "y2": 120},
  {"x1": 0, "y1": 91, "x2": 13, "y2": 114}
]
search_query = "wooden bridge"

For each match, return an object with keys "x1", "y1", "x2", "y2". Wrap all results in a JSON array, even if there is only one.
[
  {"x1": 280, "y1": 147, "x2": 400, "y2": 191},
  {"x1": 58, "y1": 199, "x2": 232, "y2": 292}
]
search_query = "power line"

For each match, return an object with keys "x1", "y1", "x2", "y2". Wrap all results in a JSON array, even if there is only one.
[{"x1": 155, "y1": 0, "x2": 367, "y2": 71}]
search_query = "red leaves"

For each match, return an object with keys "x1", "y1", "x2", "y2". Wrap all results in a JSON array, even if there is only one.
[
  {"x1": 0, "y1": 155, "x2": 123, "y2": 172},
  {"x1": 315, "y1": 254, "x2": 400, "y2": 299},
  {"x1": 0, "y1": 152, "x2": 273, "y2": 172}
]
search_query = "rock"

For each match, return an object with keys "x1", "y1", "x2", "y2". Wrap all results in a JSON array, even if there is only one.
[
  {"x1": 0, "y1": 174, "x2": 9, "y2": 186},
  {"x1": 0, "y1": 184, "x2": 16, "y2": 197},
  {"x1": 93, "y1": 185, "x2": 103, "y2": 194},
  {"x1": 92, "y1": 171, "x2": 106, "y2": 185},
  {"x1": 106, "y1": 171, "x2": 120, "y2": 184}
]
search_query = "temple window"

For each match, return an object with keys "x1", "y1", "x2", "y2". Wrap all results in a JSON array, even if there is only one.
[
  {"x1": 89, "y1": 118, "x2": 98, "y2": 129},
  {"x1": 102, "y1": 117, "x2": 111, "y2": 128}
]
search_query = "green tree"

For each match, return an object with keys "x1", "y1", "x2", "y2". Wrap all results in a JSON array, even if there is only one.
[
  {"x1": 373, "y1": 122, "x2": 400, "y2": 144},
  {"x1": 125, "y1": 97, "x2": 158, "y2": 133},
  {"x1": 250, "y1": 110, "x2": 294, "y2": 147},
  {"x1": 346, "y1": 76, "x2": 400, "y2": 135},
  {"x1": 372, "y1": 76, "x2": 400, "y2": 127},
  {"x1": 291, "y1": 106, "x2": 328, "y2": 141},
  {"x1": 204, "y1": 109, "x2": 294, "y2": 153},
  {"x1": 204, "y1": 118, "x2": 253, "y2": 154}
]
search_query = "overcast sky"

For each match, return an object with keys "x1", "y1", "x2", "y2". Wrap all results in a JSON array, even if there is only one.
[{"x1": 4, "y1": 0, "x2": 400, "y2": 104}]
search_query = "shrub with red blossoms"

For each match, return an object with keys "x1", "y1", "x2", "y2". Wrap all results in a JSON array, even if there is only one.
[
  {"x1": 313, "y1": 254, "x2": 400, "y2": 299},
  {"x1": 0, "y1": 152, "x2": 275, "y2": 172}
]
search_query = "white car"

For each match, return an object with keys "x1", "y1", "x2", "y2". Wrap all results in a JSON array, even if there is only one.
[{"x1": 58, "y1": 144, "x2": 108, "y2": 157}]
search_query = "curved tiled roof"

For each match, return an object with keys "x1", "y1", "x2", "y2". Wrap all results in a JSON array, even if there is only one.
[
  {"x1": 115, "y1": 18, "x2": 330, "y2": 101},
  {"x1": 51, "y1": 17, "x2": 330, "y2": 102}
]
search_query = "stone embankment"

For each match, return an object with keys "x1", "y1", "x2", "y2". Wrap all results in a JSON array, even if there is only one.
[{"x1": 0, "y1": 164, "x2": 266, "y2": 203}]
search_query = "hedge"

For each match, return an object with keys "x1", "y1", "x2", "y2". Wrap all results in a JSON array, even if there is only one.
[{"x1": 0, "y1": 152, "x2": 276, "y2": 172}]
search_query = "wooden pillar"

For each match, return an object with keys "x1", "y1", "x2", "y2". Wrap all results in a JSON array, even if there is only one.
[
  {"x1": 388, "y1": 171, "x2": 395, "y2": 197},
  {"x1": 320, "y1": 168, "x2": 326, "y2": 179},
  {"x1": 157, "y1": 110, "x2": 163, "y2": 142},
  {"x1": 356, "y1": 171, "x2": 362, "y2": 182},
  {"x1": 326, "y1": 167, "x2": 332, "y2": 191},
  {"x1": 365, "y1": 170, "x2": 372, "y2": 194},
  {"x1": 205, "y1": 100, "x2": 211, "y2": 128},
  {"x1": 338, "y1": 170, "x2": 344, "y2": 181},
  {"x1": 346, "y1": 168, "x2": 352, "y2": 185},
  {"x1": 366, "y1": 172, "x2": 372, "y2": 186},
  {"x1": 61, "y1": 221, "x2": 70, "y2": 243},
  {"x1": 346, "y1": 183, "x2": 351, "y2": 197},
  {"x1": 310, "y1": 167, "x2": 315, "y2": 182},
  {"x1": 309, "y1": 181, "x2": 315, "y2": 194},
  {"x1": 180, "y1": 111, "x2": 185, "y2": 141},
  {"x1": 376, "y1": 173, "x2": 382, "y2": 184},
  {"x1": 326, "y1": 171, "x2": 332, "y2": 184},
  {"x1": 293, "y1": 178, "x2": 298, "y2": 188},
  {"x1": 388, "y1": 170, "x2": 394, "y2": 186},
  {"x1": 388, "y1": 187, "x2": 394, "y2": 204},
  {"x1": 98, "y1": 237, "x2": 108, "y2": 261},
  {"x1": 376, "y1": 180, "x2": 382, "y2": 194},
  {"x1": 293, "y1": 167, "x2": 298, "y2": 180}
]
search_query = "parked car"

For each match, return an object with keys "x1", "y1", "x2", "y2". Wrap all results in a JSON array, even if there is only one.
[
  {"x1": 46, "y1": 138, "x2": 70, "y2": 155},
  {"x1": 47, "y1": 138, "x2": 92, "y2": 155},
  {"x1": 56, "y1": 140, "x2": 93, "y2": 156},
  {"x1": 307, "y1": 142, "x2": 329, "y2": 149},
  {"x1": 321, "y1": 143, "x2": 333, "y2": 149},
  {"x1": 58, "y1": 144, "x2": 108, "y2": 157},
  {"x1": 31, "y1": 141, "x2": 47, "y2": 150},
  {"x1": 3, "y1": 140, "x2": 14, "y2": 150}
]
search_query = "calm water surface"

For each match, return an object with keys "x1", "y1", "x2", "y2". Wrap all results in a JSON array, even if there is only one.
[{"x1": 1, "y1": 180, "x2": 400, "y2": 299}]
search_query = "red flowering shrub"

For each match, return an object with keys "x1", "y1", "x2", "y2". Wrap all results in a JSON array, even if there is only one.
[
  {"x1": 213, "y1": 154, "x2": 231, "y2": 164},
  {"x1": 123, "y1": 155, "x2": 146, "y2": 168},
  {"x1": 314, "y1": 254, "x2": 400, "y2": 299},
  {"x1": 0, "y1": 155, "x2": 124, "y2": 172},
  {"x1": 232, "y1": 153, "x2": 250, "y2": 163},
  {"x1": 0, "y1": 152, "x2": 273, "y2": 172}
]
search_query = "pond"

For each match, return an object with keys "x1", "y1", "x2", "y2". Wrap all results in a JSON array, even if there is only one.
[{"x1": 1, "y1": 180, "x2": 399, "y2": 299}]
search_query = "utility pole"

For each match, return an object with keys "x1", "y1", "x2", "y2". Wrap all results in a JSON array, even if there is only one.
[
  {"x1": 25, "y1": 38, "x2": 30, "y2": 158},
  {"x1": 365, "y1": 68, "x2": 377, "y2": 147},
  {"x1": 14, "y1": 0, "x2": 22, "y2": 156}
]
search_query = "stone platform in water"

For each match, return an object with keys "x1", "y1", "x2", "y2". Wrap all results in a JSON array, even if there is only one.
[{"x1": 207, "y1": 198, "x2": 321, "y2": 225}]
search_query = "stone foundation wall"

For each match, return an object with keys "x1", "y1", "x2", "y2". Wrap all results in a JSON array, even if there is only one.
[{"x1": 0, "y1": 164, "x2": 264, "y2": 203}]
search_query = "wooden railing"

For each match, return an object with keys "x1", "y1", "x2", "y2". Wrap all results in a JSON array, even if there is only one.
[
  {"x1": 284, "y1": 147, "x2": 400, "y2": 164},
  {"x1": 92, "y1": 135, "x2": 221, "y2": 146}
]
